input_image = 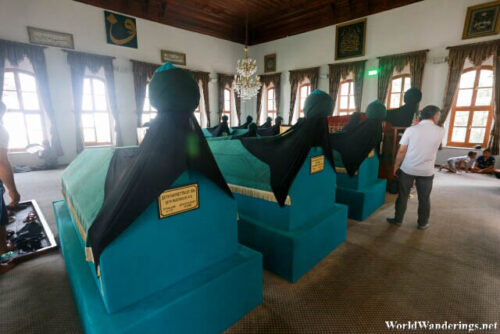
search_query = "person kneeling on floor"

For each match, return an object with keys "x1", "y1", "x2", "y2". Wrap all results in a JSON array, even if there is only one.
[
  {"x1": 387, "y1": 105, "x2": 444, "y2": 230},
  {"x1": 471, "y1": 149, "x2": 495, "y2": 174},
  {"x1": 439, "y1": 151, "x2": 477, "y2": 173}
]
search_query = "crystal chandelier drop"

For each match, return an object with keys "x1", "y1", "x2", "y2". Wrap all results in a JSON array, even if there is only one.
[{"x1": 233, "y1": 15, "x2": 261, "y2": 100}]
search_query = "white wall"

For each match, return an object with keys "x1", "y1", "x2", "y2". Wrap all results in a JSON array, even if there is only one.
[
  {"x1": 0, "y1": 0, "x2": 244, "y2": 165},
  {"x1": 1, "y1": 0, "x2": 499, "y2": 167},
  {"x1": 247, "y1": 0, "x2": 499, "y2": 166}
]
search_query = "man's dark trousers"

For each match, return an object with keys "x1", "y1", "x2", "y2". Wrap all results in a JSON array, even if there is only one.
[{"x1": 395, "y1": 170, "x2": 434, "y2": 226}]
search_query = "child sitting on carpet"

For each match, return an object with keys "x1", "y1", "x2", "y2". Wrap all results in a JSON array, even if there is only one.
[
  {"x1": 439, "y1": 151, "x2": 476, "y2": 173},
  {"x1": 472, "y1": 149, "x2": 496, "y2": 174}
]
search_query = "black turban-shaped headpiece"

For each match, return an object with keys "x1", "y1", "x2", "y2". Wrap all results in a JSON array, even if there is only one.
[
  {"x1": 386, "y1": 87, "x2": 422, "y2": 127},
  {"x1": 86, "y1": 63, "x2": 232, "y2": 271}
]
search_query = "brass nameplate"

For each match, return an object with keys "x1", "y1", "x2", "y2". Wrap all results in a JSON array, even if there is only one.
[
  {"x1": 158, "y1": 184, "x2": 199, "y2": 219},
  {"x1": 280, "y1": 125, "x2": 291, "y2": 134},
  {"x1": 310, "y1": 155, "x2": 325, "y2": 174}
]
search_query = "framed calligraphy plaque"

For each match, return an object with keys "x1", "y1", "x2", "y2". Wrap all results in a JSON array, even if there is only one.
[
  {"x1": 105, "y1": 11, "x2": 138, "y2": 48},
  {"x1": 335, "y1": 18, "x2": 366, "y2": 60},
  {"x1": 27, "y1": 27, "x2": 74, "y2": 49},
  {"x1": 462, "y1": 1, "x2": 500, "y2": 40},
  {"x1": 161, "y1": 50, "x2": 187, "y2": 66}
]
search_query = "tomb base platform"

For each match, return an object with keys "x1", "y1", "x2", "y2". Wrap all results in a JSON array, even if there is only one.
[
  {"x1": 54, "y1": 200, "x2": 262, "y2": 334},
  {"x1": 237, "y1": 203, "x2": 347, "y2": 283},
  {"x1": 336, "y1": 179, "x2": 387, "y2": 221}
]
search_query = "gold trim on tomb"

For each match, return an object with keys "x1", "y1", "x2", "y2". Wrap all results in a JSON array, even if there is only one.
[
  {"x1": 228, "y1": 184, "x2": 291, "y2": 206},
  {"x1": 335, "y1": 167, "x2": 359, "y2": 175},
  {"x1": 63, "y1": 191, "x2": 87, "y2": 242}
]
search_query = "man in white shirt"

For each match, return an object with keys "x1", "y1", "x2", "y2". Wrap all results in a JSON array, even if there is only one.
[
  {"x1": 0, "y1": 101, "x2": 21, "y2": 263},
  {"x1": 387, "y1": 105, "x2": 444, "y2": 230}
]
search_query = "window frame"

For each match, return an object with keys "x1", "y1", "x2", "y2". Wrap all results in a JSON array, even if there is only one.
[
  {"x1": 141, "y1": 83, "x2": 157, "y2": 126},
  {"x1": 447, "y1": 65, "x2": 494, "y2": 148},
  {"x1": 267, "y1": 86, "x2": 277, "y2": 121},
  {"x1": 387, "y1": 74, "x2": 412, "y2": 109},
  {"x1": 81, "y1": 75, "x2": 113, "y2": 147},
  {"x1": 338, "y1": 79, "x2": 356, "y2": 116},
  {"x1": 194, "y1": 104, "x2": 201, "y2": 125},
  {"x1": 222, "y1": 87, "x2": 232, "y2": 125},
  {"x1": 298, "y1": 83, "x2": 311, "y2": 119},
  {"x1": 2, "y1": 68, "x2": 47, "y2": 152}
]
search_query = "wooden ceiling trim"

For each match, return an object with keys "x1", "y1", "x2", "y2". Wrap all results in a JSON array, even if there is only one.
[{"x1": 74, "y1": 0, "x2": 424, "y2": 45}]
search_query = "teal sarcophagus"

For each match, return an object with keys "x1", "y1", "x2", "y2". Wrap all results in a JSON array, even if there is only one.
[
  {"x1": 54, "y1": 146, "x2": 262, "y2": 334},
  {"x1": 208, "y1": 140, "x2": 348, "y2": 283},
  {"x1": 334, "y1": 149, "x2": 387, "y2": 221},
  {"x1": 203, "y1": 127, "x2": 249, "y2": 137}
]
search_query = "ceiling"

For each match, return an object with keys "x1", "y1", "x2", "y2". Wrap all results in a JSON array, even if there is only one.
[{"x1": 75, "y1": 0, "x2": 423, "y2": 45}]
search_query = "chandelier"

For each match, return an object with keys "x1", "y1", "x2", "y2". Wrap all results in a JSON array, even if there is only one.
[{"x1": 233, "y1": 15, "x2": 261, "y2": 100}]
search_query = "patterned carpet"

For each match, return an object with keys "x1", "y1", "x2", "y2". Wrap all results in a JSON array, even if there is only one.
[{"x1": 0, "y1": 169, "x2": 499, "y2": 334}]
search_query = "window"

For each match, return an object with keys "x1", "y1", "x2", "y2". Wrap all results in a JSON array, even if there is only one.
[
  {"x1": 298, "y1": 83, "x2": 311, "y2": 118},
  {"x1": 81, "y1": 77, "x2": 112, "y2": 146},
  {"x1": 194, "y1": 104, "x2": 201, "y2": 125},
  {"x1": 387, "y1": 74, "x2": 411, "y2": 109},
  {"x1": 338, "y1": 80, "x2": 356, "y2": 115},
  {"x1": 2, "y1": 70, "x2": 45, "y2": 150},
  {"x1": 267, "y1": 87, "x2": 277, "y2": 121},
  {"x1": 447, "y1": 66, "x2": 494, "y2": 147},
  {"x1": 142, "y1": 84, "x2": 157, "y2": 126},
  {"x1": 223, "y1": 88, "x2": 231, "y2": 125}
]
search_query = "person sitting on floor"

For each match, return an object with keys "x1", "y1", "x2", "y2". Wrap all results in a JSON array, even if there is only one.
[
  {"x1": 37, "y1": 140, "x2": 58, "y2": 170},
  {"x1": 439, "y1": 151, "x2": 477, "y2": 173},
  {"x1": 471, "y1": 149, "x2": 495, "y2": 174}
]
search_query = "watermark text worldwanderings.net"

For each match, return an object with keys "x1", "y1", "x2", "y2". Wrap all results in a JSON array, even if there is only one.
[{"x1": 385, "y1": 321, "x2": 498, "y2": 332}]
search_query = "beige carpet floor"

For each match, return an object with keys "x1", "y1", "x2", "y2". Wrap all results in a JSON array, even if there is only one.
[{"x1": 0, "y1": 169, "x2": 498, "y2": 334}]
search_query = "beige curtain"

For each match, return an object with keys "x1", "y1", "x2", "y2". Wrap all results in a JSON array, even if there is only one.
[
  {"x1": 190, "y1": 70, "x2": 211, "y2": 127},
  {"x1": 131, "y1": 60, "x2": 158, "y2": 127},
  {"x1": 329, "y1": 60, "x2": 366, "y2": 113},
  {"x1": 288, "y1": 67, "x2": 319, "y2": 124},
  {"x1": 377, "y1": 50, "x2": 428, "y2": 103},
  {"x1": 257, "y1": 73, "x2": 281, "y2": 125},
  {"x1": 440, "y1": 40, "x2": 500, "y2": 153},
  {"x1": 489, "y1": 49, "x2": 500, "y2": 154}
]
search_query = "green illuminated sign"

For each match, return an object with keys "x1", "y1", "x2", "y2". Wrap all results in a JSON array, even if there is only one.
[{"x1": 367, "y1": 69, "x2": 378, "y2": 77}]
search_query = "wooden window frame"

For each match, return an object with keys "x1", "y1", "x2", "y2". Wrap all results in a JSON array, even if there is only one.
[
  {"x1": 81, "y1": 76, "x2": 113, "y2": 147},
  {"x1": 223, "y1": 87, "x2": 231, "y2": 125},
  {"x1": 387, "y1": 74, "x2": 411, "y2": 109},
  {"x1": 338, "y1": 79, "x2": 356, "y2": 116},
  {"x1": 447, "y1": 65, "x2": 494, "y2": 148},
  {"x1": 298, "y1": 83, "x2": 311, "y2": 118},
  {"x1": 3, "y1": 69, "x2": 47, "y2": 152},
  {"x1": 267, "y1": 86, "x2": 277, "y2": 121}
]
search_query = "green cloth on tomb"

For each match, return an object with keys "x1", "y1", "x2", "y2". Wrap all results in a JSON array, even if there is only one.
[
  {"x1": 208, "y1": 140, "x2": 272, "y2": 192},
  {"x1": 61, "y1": 147, "x2": 115, "y2": 235}
]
